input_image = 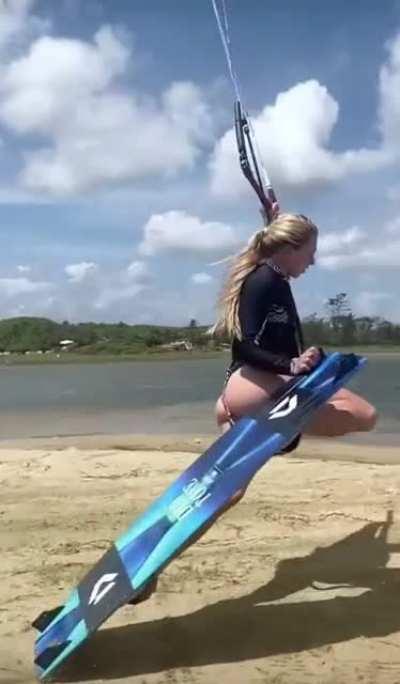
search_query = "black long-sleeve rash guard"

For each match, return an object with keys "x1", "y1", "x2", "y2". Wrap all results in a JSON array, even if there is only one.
[{"x1": 230, "y1": 263, "x2": 304, "y2": 376}]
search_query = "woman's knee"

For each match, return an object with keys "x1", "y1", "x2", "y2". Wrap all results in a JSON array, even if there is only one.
[
  {"x1": 359, "y1": 403, "x2": 378, "y2": 432},
  {"x1": 306, "y1": 394, "x2": 378, "y2": 437},
  {"x1": 346, "y1": 391, "x2": 378, "y2": 432}
]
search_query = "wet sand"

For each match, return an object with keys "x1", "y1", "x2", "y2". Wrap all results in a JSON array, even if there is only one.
[{"x1": 1, "y1": 435, "x2": 400, "y2": 684}]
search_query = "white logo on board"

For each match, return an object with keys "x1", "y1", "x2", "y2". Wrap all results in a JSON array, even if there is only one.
[
  {"x1": 167, "y1": 477, "x2": 211, "y2": 524},
  {"x1": 268, "y1": 394, "x2": 298, "y2": 420},
  {"x1": 88, "y1": 573, "x2": 118, "y2": 606}
]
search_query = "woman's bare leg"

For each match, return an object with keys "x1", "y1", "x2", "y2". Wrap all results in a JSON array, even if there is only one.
[
  {"x1": 214, "y1": 365, "x2": 377, "y2": 523},
  {"x1": 215, "y1": 365, "x2": 377, "y2": 437},
  {"x1": 305, "y1": 387, "x2": 377, "y2": 437}
]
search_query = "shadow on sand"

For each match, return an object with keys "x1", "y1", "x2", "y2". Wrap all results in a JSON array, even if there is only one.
[{"x1": 57, "y1": 510, "x2": 400, "y2": 681}]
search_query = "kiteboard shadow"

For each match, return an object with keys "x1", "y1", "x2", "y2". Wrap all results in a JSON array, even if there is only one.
[{"x1": 54, "y1": 511, "x2": 400, "y2": 681}]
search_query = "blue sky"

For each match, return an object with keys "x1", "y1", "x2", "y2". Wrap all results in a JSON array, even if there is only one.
[{"x1": 0, "y1": 0, "x2": 399, "y2": 325}]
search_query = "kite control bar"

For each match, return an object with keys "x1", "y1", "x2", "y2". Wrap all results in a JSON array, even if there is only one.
[
  {"x1": 211, "y1": 0, "x2": 279, "y2": 224},
  {"x1": 234, "y1": 100, "x2": 278, "y2": 225}
]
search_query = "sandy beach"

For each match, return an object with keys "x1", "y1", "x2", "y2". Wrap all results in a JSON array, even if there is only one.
[{"x1": 2, "y1": 434, "x2": 400, "y2": 684}]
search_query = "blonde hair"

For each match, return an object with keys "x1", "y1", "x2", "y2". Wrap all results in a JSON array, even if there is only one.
[{"x1": 211, "y1": 213, "x2": 318, "y2": 340}]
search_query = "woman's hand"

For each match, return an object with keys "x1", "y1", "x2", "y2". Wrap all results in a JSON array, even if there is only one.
[{"x1": 290, "y1": 346, "x2": 322, "y2": 375}]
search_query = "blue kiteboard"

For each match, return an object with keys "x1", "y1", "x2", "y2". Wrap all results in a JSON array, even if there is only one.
[{"x1": 33, "y1": 352, "x2": 365, "y2": 679}]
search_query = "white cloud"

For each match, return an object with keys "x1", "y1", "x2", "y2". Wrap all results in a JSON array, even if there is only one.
[
  {"x1": 2, "y1": 294, "x2": 59, "y2": 318},
  {"x1": 0, "y1": 276, "x2": 51, "y2": 296},
  {"x1": 65, "y1": 261, "x2": 98, "y2": 283},
  {"x1": 94, "y1": 283, "x2": 145, "y2": 310},
  {"x1": 0, "y1": 186, "x2": 53, "y2": 204},
  {"x1": 317, "y1": 216, "x2": 400, "y2": 269},
  {"x1": 8, "y1": 303, "x2": 25, "y2": 316},
  {"x1": 3, "y1": 260, "x2": 154, "y2": 319},
  {"x1": 191, "y1": 272, "x2": 214, "y2": 285},
  {"x1": 125, "y1": 260, "x2": 151, "y2": 282},
  {"x1": 211, "y1": 80, "x2": 339, "y2": 197},
  {"x1": 384, "y1": 215, "x2": 400, "y2": 234},
  {"x1": 17, "y1": 264, "x2": 31, "y2": 273},
  {"x1": 0, "y1": 27, "x2": 213, "y2": 195},
  {"x1": 162, "y1": 81, "x2": 213, "y2": 147},
  {"x1": 1, "y1": 27, "x2": 129, "y2": 134},
  {"x1": 92, "y1": 259, "x2": 151, "y2": 310},
  {"x1": 138, "y1": 210, "x2": 239, "y2": 256},
  {"x1": 354, "y1": 290, "x2": 394, "y2": 318},
  {"x1": 387, "y1": 184, "x2": 400, "y2": 202},
  {"x1": 318, "y1": 226, "x2": 367, "y2": 255},
  {"x1": 379, "y1": 33, "x2": 400, "y2": 152},
  {"x1": 0, "y1": 0, "x2": 48, "y2": 53},
  {"x1": 319, "y1": 246, "x2": 400, "y2": 270},
  {"x1": 210, "y1": 32, "x2": 400, "y2": 200}
]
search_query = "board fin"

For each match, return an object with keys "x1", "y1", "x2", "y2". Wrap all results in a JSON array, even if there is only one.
[
  {"x1": 32, "y1": 605, "x2": 64, "y2": 633},
  {"x1": 34, "y1": 640, "x2": 72, "y2": 671}
]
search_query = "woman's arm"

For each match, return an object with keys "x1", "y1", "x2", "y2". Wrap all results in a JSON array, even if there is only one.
[
  {"x1": 235, "y1": 267, "x2": 294, "y2": 374},
  {"x1": 232, "y1": 337, "x2": 293, "y2": 374}
]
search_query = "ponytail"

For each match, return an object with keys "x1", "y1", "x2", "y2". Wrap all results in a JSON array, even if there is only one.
[{"x1": 210, "y1": 213, "x2": 317, "y2": 339}]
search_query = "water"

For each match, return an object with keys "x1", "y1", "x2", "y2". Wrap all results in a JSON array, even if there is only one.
[{"x1": 0, "y1": 355, "x2": 398, "y2": 443}]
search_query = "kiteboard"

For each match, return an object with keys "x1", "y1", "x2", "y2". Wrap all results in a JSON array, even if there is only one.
[{"x1": 33, "y1": 351, "x2": 365, "y2": 679}]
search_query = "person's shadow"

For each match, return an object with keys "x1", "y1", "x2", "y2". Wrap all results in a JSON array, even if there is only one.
[{"x1": 57, "y1": 510, "x2": 400, "y2": 681}]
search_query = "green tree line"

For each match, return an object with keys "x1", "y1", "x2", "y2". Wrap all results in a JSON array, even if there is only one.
[
  {"x1": 0, "y1": 317, "x2": 211, "y2": 353},
  {"x1": 302, "y1": 293, "x2": 400, "y2": 347},
  {"x1": 0, "y1": 294, "x2": 399, "y2": 353}
]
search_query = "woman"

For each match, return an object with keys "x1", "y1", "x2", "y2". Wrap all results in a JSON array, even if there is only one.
[
  {"x1": 213, "y1": 213, "x2": 377, "y2": 437},
  {"x1": 132, "y1": 214, "x2": 377, "y2": 607}
]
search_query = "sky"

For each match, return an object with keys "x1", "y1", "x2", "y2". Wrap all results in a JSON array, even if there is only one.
[{"x1": 0, "y1": 0, "x2": 399, "y2": 326}]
